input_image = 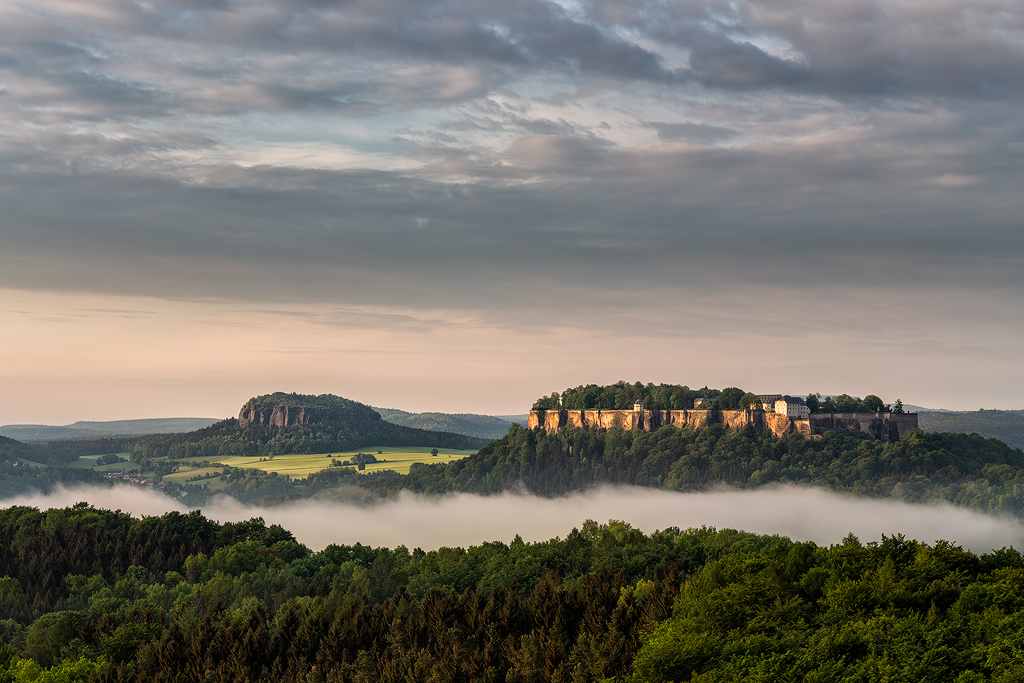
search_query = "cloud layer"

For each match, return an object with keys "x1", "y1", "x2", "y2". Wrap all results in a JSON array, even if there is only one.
[
  {"x1": 1, "y1": 0, "x2": 1022, "y2": 417},
  {"x1": 4, "y1": 485, "x2": 1021, "y2": 554}
]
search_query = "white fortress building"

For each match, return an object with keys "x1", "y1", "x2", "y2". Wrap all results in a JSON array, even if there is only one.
[{"x1": 756, "y1": 394, "x2": 810, "y2": 419}]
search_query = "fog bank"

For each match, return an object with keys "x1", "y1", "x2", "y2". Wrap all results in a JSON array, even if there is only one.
[{"x1": 3, "y1": 485, "x2": 1021, "y2": 554}]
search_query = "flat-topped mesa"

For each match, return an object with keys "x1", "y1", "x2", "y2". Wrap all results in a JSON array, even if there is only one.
[
  {"x1": 236, "y1": 393, "x2": 379, "y2": 429},
  {"x1": 529, "y1": 408, "x2": 919, "y2": 442}
]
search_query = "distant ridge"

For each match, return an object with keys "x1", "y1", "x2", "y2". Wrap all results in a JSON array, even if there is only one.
[
  {"x1": 372, "y1": 408, "x2": 519, "y2": 440},
  {"x1": 903, "y1": 404, "x2": 953, "y2": 413},
  {"x1": 494, "y1": 414, "x2": 529, "y2": 426},
  {"x1": 919, "y1": 409, "x2": 1024, "y2": 449},
  {"x1": 0, "y1": 418, "x2": 221, "y2": 442}
]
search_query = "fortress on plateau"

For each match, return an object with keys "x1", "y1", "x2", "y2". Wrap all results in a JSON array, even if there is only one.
[{"x1": 529, "y1": 394, "x2": 919, "y2": 442}]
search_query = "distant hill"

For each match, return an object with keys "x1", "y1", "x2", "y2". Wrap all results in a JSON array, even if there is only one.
[
  {"x1": 156, "y1": 392, "x2": 488, "y2": 458},
  {"x1": 0, "y1": 418, "x2": 221, "y2": 442},
  {"x1": 903, "y1": 404, "x2": 952, "y2": 413},
  {"x1": 372, "y1": 408, "x2": 516, "y2": 440},
  {"x1": 495, "y1": 414, "x2": 529, "y2": 426},
  {"x1": 919, "y1": 409, "x2": 1024, "y2": 449}
]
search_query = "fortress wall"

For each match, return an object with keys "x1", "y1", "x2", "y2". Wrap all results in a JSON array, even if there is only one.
[
  {"x1": 890, "y1": 413, "x2": 921, "y2": 440},
  {"x1": 530, "y1": 408, "x2": 916, "y2": 441},
  {"x1": 659, "y1": 410, "x2": 709, "y2": 430}
]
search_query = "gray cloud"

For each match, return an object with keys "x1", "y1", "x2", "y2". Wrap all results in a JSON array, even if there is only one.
[
  {"x1": 2, "y1": 118, "x2": 1021, "y2": 312},
  {"x1": 645, "y1": 121, "x2": 738, "y2": 143},
  {"x1": 2, "y1": 0, "x2": 1019, "y2": 128},
  {"x1": 593, "y1": 0, "x2": 1024, "y2": 97}
]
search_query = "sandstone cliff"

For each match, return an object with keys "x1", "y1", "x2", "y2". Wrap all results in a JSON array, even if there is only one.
[
  {"x1": 236, "y1": 392, "x2": 380, "y2": 429},
  {"x1": 530, "y1": 408, "x2": 917, "y2": 441},
  {"x1": 237, "y1": 404, "x2": 362, "y2": 428}
]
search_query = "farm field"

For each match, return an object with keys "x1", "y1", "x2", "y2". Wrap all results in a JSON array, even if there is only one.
[
  {"x1": 66, "y1": 453, "x2": 131, "y2": 470},
  {"x1": 59, "y1": 446, "x2": 478, "y2": 492},
  {"x1": 175, "y1": 446, "x2": 477, "y2": 478}
]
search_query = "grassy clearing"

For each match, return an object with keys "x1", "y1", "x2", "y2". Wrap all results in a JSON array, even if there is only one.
[
  {"x1": 65, "y1": 454, "x2": 132, "y2": 470},
  {"x1": 175, "y1": 446, "x2": 477, "y2": 478},
  {"x1": 161, "y1": 467, "x2": 228, "y2": 487},
  {"x1": 59, "y1": 446, "x2": 476, "y2": 491}
]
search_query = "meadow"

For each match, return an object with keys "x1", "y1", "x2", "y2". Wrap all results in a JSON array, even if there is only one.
[
  {"x1": 66, "y1": 446, "x2": 477, "y2": 491},
  {"x1": 63, "y1": 454, "x2": 131, "y2": 470},
  {"x1": 182, "y1": 446, "x2": 476, "y2": 478}
]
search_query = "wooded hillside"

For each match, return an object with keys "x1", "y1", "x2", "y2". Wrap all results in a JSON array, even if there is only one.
[
  {"x1": 368, "y1": 423, "x2": 1024, "y2": 517},
  {"x1": 0, "y1": 507, "x2": 1022, "y2": 682}
]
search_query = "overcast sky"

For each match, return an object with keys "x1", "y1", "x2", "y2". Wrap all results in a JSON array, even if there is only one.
[{"x1": 1, "y1": 0, "x2": 1022, "y2": 423}]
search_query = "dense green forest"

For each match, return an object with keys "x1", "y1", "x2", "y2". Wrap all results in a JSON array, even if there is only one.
[
  {"x1": 150, "y1": 417, "x2": 483, "y2": 460},
  {"x1": 368, "y1": 423, "x2": 1024, "y2": 517},
  {"x1": 532, "y1": 382, "x2": 726, "y2": 410},
  {"x1": 631, "y1": 533, "x2": 1024, "y2": 682},
  {"x1": 0, "y1": 506, "x2": 1023, "y2": 682},
  {"x1": 0, "y1": 436, "x2": 108, "y2": 469},
  {"x1": 533, "y1": 381, "x2": 895, "y2": 413}
]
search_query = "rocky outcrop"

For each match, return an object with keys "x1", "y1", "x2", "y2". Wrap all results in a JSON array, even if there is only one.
[
  {"x1": 238, "y1": 404, "x2": 361, "y2": 428},
  {"x1": 529, "y1": 408, "x2": 799, "y2": 436},
  {"x1": 529, "y1": 408, "x2": 916, "y2": 441}
]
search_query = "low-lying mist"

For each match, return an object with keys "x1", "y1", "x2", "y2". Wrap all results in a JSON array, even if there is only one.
[{"x1": 3, "y1": 485, "x2": 1021, "y2": 553}]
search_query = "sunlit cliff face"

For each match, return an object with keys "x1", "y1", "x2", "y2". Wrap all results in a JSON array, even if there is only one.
[
  {"x1": 5, "y1": 484, "x2": 1020, "y2": 554},
  {"x1": 1, "y1": 0, "x2": 1023, "y2": 421}
]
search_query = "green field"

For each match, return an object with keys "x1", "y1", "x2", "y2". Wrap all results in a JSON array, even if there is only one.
[
  {"x1": 175, "y1": 446, "x2": 476, "y2": 478},
  {"x1": 65, "y1": 454, "x2": 132, "y2": 470},
  {"x1": 62, "y1": 446, "x2": 476, "y2": 492}
]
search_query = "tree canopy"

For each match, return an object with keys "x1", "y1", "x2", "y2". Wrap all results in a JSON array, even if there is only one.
[
  {"x1": 533, "y1": 383, "x2": 895, "y2": 414},
  {"x1": 0, "y1": 506, "x2": 1023, "y2": 682}
]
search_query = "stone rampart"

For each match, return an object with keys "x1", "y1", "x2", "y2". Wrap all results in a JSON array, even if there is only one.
[{"x1": 529, "y1": 408, "x2": 916, "y2": 441}]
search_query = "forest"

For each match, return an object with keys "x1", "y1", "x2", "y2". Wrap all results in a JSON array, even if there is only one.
[
  {"x1": 0, "y1": 506, "x2": 1023, "y2": 682},
  {"x1": 368, "y1": 423, "x2": 1024, "y2": 517}
]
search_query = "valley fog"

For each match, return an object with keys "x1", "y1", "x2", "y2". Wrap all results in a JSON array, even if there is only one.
[{"x1": 2, "y1": 484, "x2": 1020, "y2": 554}]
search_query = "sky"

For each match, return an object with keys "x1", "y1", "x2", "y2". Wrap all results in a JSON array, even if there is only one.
[{"x1": 1, "y1": 0, "x2": 1023, "y2": 423}]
